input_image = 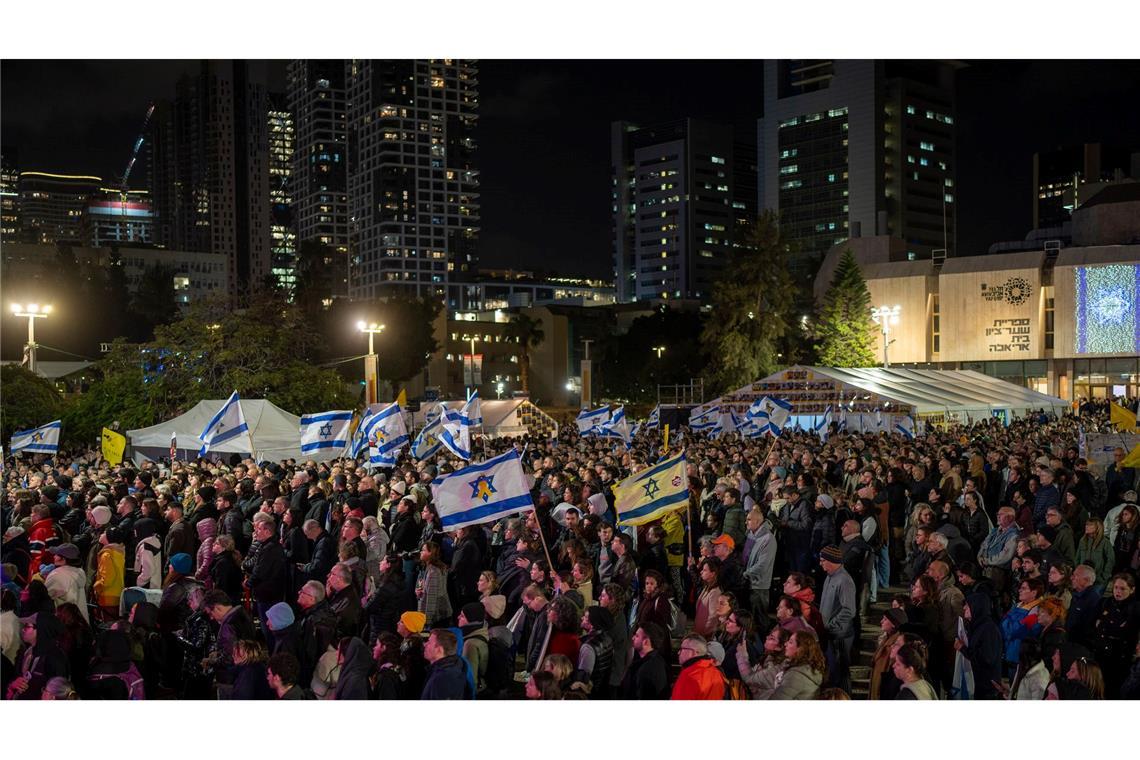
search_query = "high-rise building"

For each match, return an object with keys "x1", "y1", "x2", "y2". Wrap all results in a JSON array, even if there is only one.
[
  {"x1": 82, "y1": 188, "x2": 155, "y2": 246},
  {"x1": 287, "y1": 60, "x2": 350, "y2": 297},
  {"x1": 345, "y1": 59, "x2": 480, "y2": 300},
  {"x1": 612, "y1": 119, "x2": 754, "y2": 303},
  {"x1": 267, "y1": 92, "x2": 297, "y2": 293},
  {"x1": 1, "y1": 148, "x2": 18, "y2": 243},
  {"x1": 148, "y1": 60, "x2": 271, "y2": 298},
  {"x1": 1033, "y1": 143, "x2": 1134, "y2": 229},
  {"x1": 16, "y1": 171, "x2": 101, "y2": 244},
  {"x1": 758, "y1": 60, "x2": 958, "y2": 278}
]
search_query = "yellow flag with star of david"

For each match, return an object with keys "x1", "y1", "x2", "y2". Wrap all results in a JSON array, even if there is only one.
[{"x1": 614, "y1": 452, "x2": 689, "y2": 527}]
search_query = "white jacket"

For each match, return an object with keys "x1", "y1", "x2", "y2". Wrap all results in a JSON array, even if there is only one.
[
  {"x1": 45, "y1": 565, "x2": 90, "y2": 622},
  {"x1": 135, "y1": 536, "x2": 163, "y2": 590}
]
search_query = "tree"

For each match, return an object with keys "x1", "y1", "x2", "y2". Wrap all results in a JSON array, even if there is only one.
[
  {"x1": 814, "y1": 248, "x2": 877, "y2": 367},
  {"x1": 1, "y1": 365, "x2": 64, "y2": 442},
  {"x1": 505, "y1": 312, "x2": 545, "y2": 395},
  {"x1": 700, "y1": 211, "x2": 797, "y2": 396},
  {"x1": 601, "y1": 306, "x2": 704, "y2": 403}
]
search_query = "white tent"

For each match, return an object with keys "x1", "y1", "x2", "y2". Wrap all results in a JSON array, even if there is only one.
[
  {"x1": 412, "y1": 398, "x2": 558, "y2": 439},
  {"x1": 127, "y1": 398, "x2": 309, "y2": 464},
  {"x1": 692, "y1": 365, "x2": 1070, "y2": 431}
]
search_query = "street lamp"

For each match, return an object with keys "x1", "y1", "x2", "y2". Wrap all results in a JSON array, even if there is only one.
[
  {"x1": 356, "y1": 321, "x2": 385, "y2": 405},
  {"x1": 652, "y1": 345, "x2": 666, "y2": 359},
  {"x1": 870, "y1": 304, "x2": 901, "y2": 368},
  {"x1": 10, "y1": 303, "x2": 53, "y2": 375}
]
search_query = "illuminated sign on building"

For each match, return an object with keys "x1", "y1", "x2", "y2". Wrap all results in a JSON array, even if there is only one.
[{"x1": 1074, "y1": 264, "x2": 1140, "y2": 354}]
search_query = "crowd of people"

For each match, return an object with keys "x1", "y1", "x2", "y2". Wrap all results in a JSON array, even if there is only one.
[{"x1": 2, "y1": 403, "x2": 1138, "y2": 701}]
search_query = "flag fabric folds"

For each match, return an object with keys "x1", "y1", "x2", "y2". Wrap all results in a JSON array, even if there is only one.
[
  {"x1": 597, "y1": 405, "x2": 632, "y2": 445},
  {"x1": 1110, "y1": 401, "x2": 1138, "y2": 431},
  {"x1": 644, "y1": 404, "x2": 661, "y2": 430},
  {"x1": 439, "y1": 403, "x2": 472, "y2": 460},
  {"x1": 198, "y1": 391, "x2": 248, "y2": 457},
  {"x1": 10, "y1": 420, "x2": 62, "y2": 455},
  {"x1": 462, "y1": 390, "x2": 483, "y2": 427},
  {"x1": 101, "y1": 427, "x2": 127, "y2": 465},
  {"x1": 614, "y1": 452, "x2": 690, "y2": 527},
  {"x1": 431, "y1": 448, "x2": 535, "y2": 531},
  {"x1": 300, "y1": 410, "x2": 354, "y2": 454},
  {"x1": 814, "y1": 405, "x2": 833, "y2": 443},
  {"x1": 894, "y1": 415, "x2": 915, "y2": 440},
  {"x1": 170, "y1": 431, "x2": 178, "y2": 462},
  {"x1": 412, "y1": 412, "x2": 445, "y2": 461},
  {"x1": 576, "y1": 406, "x2": 610, "y2": 435},
  {"x1": 747, "y1": 397, "x2": 792, "y2": 438},
  {"x1": 361, "y1": 403, "x2": 409, "y2": 467},
  {"x1": 689, "y1": 406, "x2": 719, "y2": 433}
]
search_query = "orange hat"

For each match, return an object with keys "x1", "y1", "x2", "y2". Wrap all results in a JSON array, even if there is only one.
[
  {"x1": 399, "y1": 611, "x2": 426, "y2": 634},
  {"x1": 711, "y1": 533, "x2": 735, "y2": 551}
]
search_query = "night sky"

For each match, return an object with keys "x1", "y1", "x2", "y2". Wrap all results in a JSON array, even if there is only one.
[{"x1": 3, "y1": 59, "x2": 1138, "y2": 279}]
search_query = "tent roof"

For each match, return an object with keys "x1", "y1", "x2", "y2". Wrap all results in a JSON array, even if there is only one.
[
  {"x1": 127, "y1": 398, "x2": 307, "y2": 461},
  {"x1": 696, "y1": 365, "x2": 1069, "y2": 417}
]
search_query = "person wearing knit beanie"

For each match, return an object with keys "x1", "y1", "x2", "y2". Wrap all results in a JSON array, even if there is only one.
[
  {"x1": 266, "y1": 602, "x2": 295, "y2": 632},
  {"x1": 90, "y1": 505, "x2": 113, "y2": 527},
  {"x1": 819, "y1": 544, "x2": 844, "y2": 564},
  {"x1": 399, "y1": 610, "x2": 426, "y2": 636},
  {"x1": 169, "y1": 553, "x2": 193, "y2": 575}
]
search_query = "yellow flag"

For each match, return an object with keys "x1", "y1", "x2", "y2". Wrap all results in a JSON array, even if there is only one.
[
  {"x1": 397, "y1": 388, "x2": 407, "y2": 408},
  {"x1": 663, "y1": 423, "x2": 670, "y2": 453},
  {"x1": 1110, "y1": 402, "x2": 1138, "y2": 431},
  {"x1": 615, "y1": 452, "x2": 688, "y2": 527},
  {"x1": 101, "y1": 427, "x2": 127, "y2": 465},
  {"x1": 1123, "y1": 443, "x2": 1140, "y2": 469}
]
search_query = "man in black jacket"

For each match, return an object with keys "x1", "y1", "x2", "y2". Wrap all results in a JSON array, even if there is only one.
[
  {"x1": 622, "y1": 622, "x2": 668, "y2": 699},
  {"x1": 296, "y1": 581, "x2": 338, "y2": 687},
  {"x1": 326, "y1": 562, "x2": 362, "y2": 639},
  {"x1": 299, "y1": 519, "x2": 336, "y2": 584},
  {"x1": 248, "y1": 518, "x2": 287, "y2": 648},
  {"x1": 1065, "y1": 565, "x2": 1101, "y2": 647}
]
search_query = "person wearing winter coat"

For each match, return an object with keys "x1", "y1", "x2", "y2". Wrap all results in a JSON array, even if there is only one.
[
  {"x1": 43, "y1": 544, "x2": 88, "y2": 623},
  {"x1": 955, "y1": 592, "x2": 1003, "y2": 699},
  {"x1": 300, "y1": 520, "x2": 337, "y2": 585},
  {"x1": 93, "y1": 527, "x2": 126, "y2": 617},
  {"x1": 421, "y1": 629, "x2": 473, "y2": 699},
  {"x1": 779, "y1": 486, "x2": 813, "y2": 573},
  {"x1": 1091, "y1": 573, "x2": 1140, "y2": 699},
  {"x1": 457, "y1": 603, "x2": 489, "y2": 693},
  {"x1": 6, "y1": 610, "x2": 69, "y2": 700},
  {"x1": 163, "y1": 503, "x2": 195, "y2": 564},
  {"x1": 1000, "y1": 577, "x2": 1044, "y2": 671},
  {"x1": 297, "y1": 581, "x2": 338, "y2": 687},
  {"x1": 225, "y1": 639, "x2": 274, "y2": 700},
  {"x1": 766, "y1": 630, "x2": 825, "y2": 700},
  {"x1": 208, "y1": 536, "x2": 244, "y2": 604},
  {"x1": 670, "y1": 635, "x2": 725, "y2": 699},
  {"x1": 193, "y1": 518, "x2": 217, "y2": 583},
  {"x1": 416, "y1": 542, "x2": 451, "y2": 627},
  {"x1": 364, "y1": 559, "x2": 408, "y2": 643},
  {"x1": 783, "y1": 573, "x2": 826, "y2": 637},
  {"x1": 133, "y1": 519, "x2": 163, "y2": 590},
  {"x1": 622, "y1": 623, "x2": 669, "y2": 700},
  {"x1": 1066, "y1": 565, "x2": 1101, "y2": 647},
  {"x1": 742, "y1": 507, "x2": 777, "y2": 614},
  {"x1": 1074, "y1": 518, "x2": 1115, "y2": 587},
  {"x1": 818, "y1": 545, "x2": 857, "y2": 691},
  {"x1": 333, "y1": 636, "x2": 372, "y2": 699},
  {"x1": 807, "y1": 494, "x2": 838, "y2": 572},
  {"x1": 247, "y1": 519, "x2": 287, "y2": 645},
  {"x1": 327, "y1": 563, "x2": 363, "y2": 640},
  {"x1": 87, "y1": 628, "x2": 146, "y2": 700},
  {"x1": 894, "y1": 642, "x2": 938, "y2": 700}
]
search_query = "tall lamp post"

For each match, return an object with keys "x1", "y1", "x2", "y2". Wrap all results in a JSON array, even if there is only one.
[
  {"x1": 870, "y1": 304, "x2": 901, "y2": 368},
  {"x1": 356, "y1": 321, "x2": 385, "y2": 405},
  {"x1": 10, "y1": 303, "x2": 53, "y2": 375}
]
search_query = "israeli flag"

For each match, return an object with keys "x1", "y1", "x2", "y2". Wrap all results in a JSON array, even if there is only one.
[
  {"x1": 598, "y1": 405, "x2": 632, "y2": 446},
  {"x1": 894, "y1": 415, "x2": 915, "y2": 440},
  {"x1": 440, "y1": 402, "x2": 473, "y2": 460},
  {"x1": 412, "y1": 413, "x2": 445, "y2": 461},
  {"x1": 875, "y1": 409, "x2": 885, "y2": 432},
  {"x1": 300, "y1": 410, "x2": 353, "y2": 455},
  {"x1": 198, "y1": 391, "x2": 248, "y2": 457},
  {"x1": 431, "y1": 448, "x2": 535, "y2": 531},
  {"x1": 644, "y1": 404, "x2": 661, "y2": 431},
  {"x1": 9, "y1": 420, "x2": 61, "y2": 455},
  {"x1": 748, "y1": 397, "x2": 792, "y2": 438},
  {"x1": 577, "y1": 406, "x2": 611, "y2": 435},
  {"x1": 689, "y1": 405, "x2": 719, "y2": 433},
  {"x1": 814, "y1": 405, "x2": 833, "y2": 443},
  {"x1": 713, "y1": 410, "x2": 738, "y2": 439},
  {"x1": 362, "y1": 402, "x2": 409, "y2": 467},
  {"x1": 462, "y1": 390, "x2": 482, "y2": 427}
]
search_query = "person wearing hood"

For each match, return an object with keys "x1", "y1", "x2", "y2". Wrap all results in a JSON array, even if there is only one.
[
  {"x1": 93, "y1": 527, "x2": 126, "y2": 618},
  {"x1": 43, "y1": 543, "x2": 88, "y2": 623},
  {"x1": 766, "y1": 629, "x2": 825, "y2": 700},
  {"x1": 133, "y1": 518, "x2": 163, "y2": 590},
  {"x1": 266, "y1": 602, "x2": 301, "y2": 661},
  {"x1": 782, "y1": 572, "x2": 825, "y2": 638},
  {"x1": 954, "y1": 592, "x2": 1003, "y2": 699},
  {"x1": 86, "y1": 628, "x2": 145, "y2": 699},
  {"x1": 421, "y1": 628, "x2": 473, "y2": 699},
  {"x1": 670, "y1": 634, "x2": 726, "y2": 699},
  {"x1": 193, "y1": 517, "x2": 218, "y2": 583},
  {"x1": 457, "y1": 602, "x2": 489, "y2": 693},
  {"x1": 7, "y1": 610, "x2": 69, "y2": 700}
]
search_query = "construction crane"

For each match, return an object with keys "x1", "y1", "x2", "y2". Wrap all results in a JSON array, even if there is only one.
[{"x1": 120, "y1": 102, "x2": 156, "y2": 193}]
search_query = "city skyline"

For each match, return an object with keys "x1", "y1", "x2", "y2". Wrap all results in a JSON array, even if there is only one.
[{"x1": 2, "y1": 59, "x2": 1139, "y2": 281}]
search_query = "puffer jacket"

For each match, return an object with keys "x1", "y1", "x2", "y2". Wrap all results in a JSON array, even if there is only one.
[
  {"x1": 768, "y1": 662, "x2": 823, "y2": 700},
  {"x1": 999, "y1": 599, "x2": 1042, "y2": 665},
  {"x1": 194, "y1": 518, "x2": 217, "y2": 582},
  {"x1": 93, "y1": 544, "x2": 126, "y2": 607}
]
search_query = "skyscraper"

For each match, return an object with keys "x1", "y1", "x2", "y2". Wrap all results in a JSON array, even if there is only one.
[
  {"x1": 1032, "y1": 143, "x2": 1134, "y2": 229},
  {"x1": 758, "y1": 60, "x2": 958, "y2": 278},
  {"x1": 1, "y1": 148, "x2": 19, "y2": 243},
  {"x1": 611, "y1": 119, "x2": 754, "y2": 303},
  {"x1": 267, "y1": 91, "x2": 297, "y2": 293},
  {"x1": 82, "y1": 187, "x2": 155, "y2": 246},
  {"x1": 287, "y1": 60, "x2": 349, "y2": 297},
  {"x1": 345, "y1": 59, "x2": 480, "y2": 300},
  {"x1": 16, "y1": 171, "x2": 101, "y2": 244},
  {"x1": 149, "y1": 60, "x2": 271, "y2": 298}
]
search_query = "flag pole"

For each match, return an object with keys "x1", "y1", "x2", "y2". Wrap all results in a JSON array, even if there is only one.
[{"x1": 533, "y1": 507, "x2": 557, "y2": 573}]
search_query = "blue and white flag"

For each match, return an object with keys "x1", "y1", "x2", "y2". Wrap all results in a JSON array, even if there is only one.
[
  {"x1": 576, "y1": 406, "x2": 611, "y2": 435},
  {"x1": 462, "y1": 390, "x2": 482, "y2": 427},
  {"x1": 361, "y1": 402, "x2": 408, "y2": 467},
  {"x1": 440, "y1": 403, "x2": 473, "y2": 460},
  {"x1": 713, "y1": 410, "x2": 738, "y2": 439},
  {"x1": 598, "y1": 405, "x2": 632, "y2": 446},
  {"x1": 431, "y1": 448, "x2": 535, "y2": 531},
  {"x1": 875, "y1": 409, "x2": 885, "y2": 432},
  {"x1": 894, "y1": 415, "x2": 915, "y2": 440},
  {"x1": 300, "y1": 410, "x2": 353, "y2": 455},
  {"x1": 689, "y1": 405, "x2": 719, "y2": 433},
  {"x1": 9, "y1": 420, "x2": 61, "y2": 455},
  {"x1": 748, "y1": 397, "x2": 792, "y2": 438},
  {"x1": 412, "y1": 413, "x2": 445, "y2": 461},
  {"x1": 814, "y1": 405, "x2": 833, "y2": 443},
  {"x1": 644, "y1": 404, "x2": 661, "y2": 431},
  {"x1": 198, "y1": 391, "x2": 249, "y2": 457}
]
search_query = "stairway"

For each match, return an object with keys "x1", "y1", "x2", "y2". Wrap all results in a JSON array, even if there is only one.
[{"x1": 850, "y1": 585, "x2": 906, "y2": 699}]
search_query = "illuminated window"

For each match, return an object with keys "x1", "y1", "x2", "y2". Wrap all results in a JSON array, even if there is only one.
[
  {"x1": 905, "y1": 105, "x2": 916, "y2": 115},
  {"x1": 920, "y1": 141, "x2": 934, "y2": 151}
]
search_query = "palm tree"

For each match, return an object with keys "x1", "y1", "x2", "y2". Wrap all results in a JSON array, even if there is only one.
[{"x1": 506, "y1": 313, "x2": 545, "y2": 396}]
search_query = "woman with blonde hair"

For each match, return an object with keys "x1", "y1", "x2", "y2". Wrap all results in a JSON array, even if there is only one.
[
  {"x1": 1075, "y1": 517, "x2": 1114, "y2": 585},
  {"x1": 767, "y1": 630, "x2": 825, "y2": 700},
  {"x1": 227, "y1": 639, "x2": 273, "y2": 700}
]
